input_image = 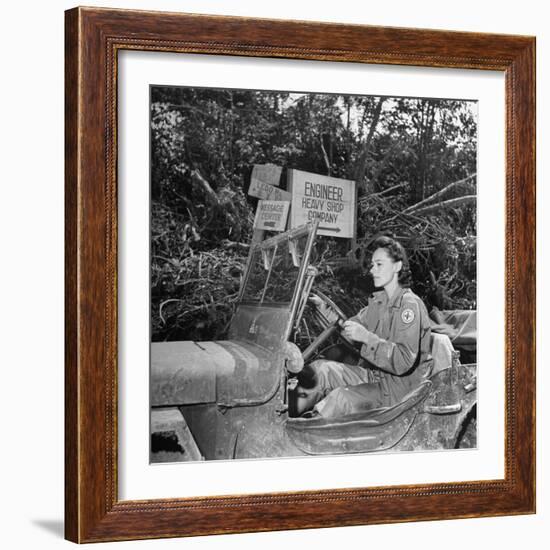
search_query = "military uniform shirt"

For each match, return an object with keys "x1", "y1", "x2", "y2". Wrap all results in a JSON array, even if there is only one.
[{"x1": 350, "y1": 287, "x2": 433, "y2": 404}]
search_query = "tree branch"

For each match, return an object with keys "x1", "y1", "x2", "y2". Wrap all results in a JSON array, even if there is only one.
[
  {"x1": 190, "y1": 169, "x2": 220, "y2": 207},
  {"x1": 354, "y1": 97, "x2": 385, "y2": 191},
  {"x1": 404, "y1": 174, "x2": 476, "y2": 213},
  {"x1": 409, "y1": 195, "x2": 476, "y2": 217},
  {"x1": 320, "y1": 135, "x2": 331, "y2": 175}
]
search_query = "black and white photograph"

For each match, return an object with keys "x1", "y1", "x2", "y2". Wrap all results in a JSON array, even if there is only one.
[
  {"x1": 150, "y1": 86, "x2": 478, "y2": 462},
  {"x1": 3, "y1": 0, "x2": 544, "y2": 548}
]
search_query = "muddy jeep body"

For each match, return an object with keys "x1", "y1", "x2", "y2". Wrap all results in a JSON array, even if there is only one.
[{"x1": 151, "y1": 223, "x2": 477, "y2": 462}]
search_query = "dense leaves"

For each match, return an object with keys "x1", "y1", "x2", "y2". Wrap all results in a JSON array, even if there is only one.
[{"x1": 151, "y1": 87, "x2": 477, "y2": 342}]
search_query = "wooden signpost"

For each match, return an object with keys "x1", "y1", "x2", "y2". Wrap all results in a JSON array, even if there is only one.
[{"x1": 249, "y1": 166, "x2": 356, "y2": 243}]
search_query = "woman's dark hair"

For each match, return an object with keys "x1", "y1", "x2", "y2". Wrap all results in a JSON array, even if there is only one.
[{"x1": 371, "y1": 236, "x2": 412, "y2": 287}]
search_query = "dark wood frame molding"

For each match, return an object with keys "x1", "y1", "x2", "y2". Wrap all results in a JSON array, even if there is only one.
[{"x1": 65, "y1": 6, "x2": 536, "y2": 543}]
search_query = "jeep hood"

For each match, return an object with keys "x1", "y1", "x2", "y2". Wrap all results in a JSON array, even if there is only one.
[{"x1": 151, "y1": 340, "x2": 280, "y2": 408}]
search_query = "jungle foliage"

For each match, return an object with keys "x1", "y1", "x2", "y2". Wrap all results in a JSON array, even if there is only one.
[{"x1": 151, "y1": 86, "x2": 477, "y2": 342}]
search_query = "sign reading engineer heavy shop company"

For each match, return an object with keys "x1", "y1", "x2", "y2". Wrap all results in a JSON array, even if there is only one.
[{"x1": 288, "y1": 169, "x2": 356, "y2": 239}]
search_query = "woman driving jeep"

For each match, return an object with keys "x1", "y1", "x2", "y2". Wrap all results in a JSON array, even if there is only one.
[{"x1": 296, "y1": 236, "x2": 433, "y2": 418}]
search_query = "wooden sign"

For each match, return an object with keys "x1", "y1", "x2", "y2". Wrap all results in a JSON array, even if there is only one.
[
  {"x1": 251, "y1": 163, "x2": 282, "y2": 187},
  {"x1": 248, "y1": 179, "x2": 292, "y2": 201},
  {"x1": 253, "y1": 200, "x2": 290, "y2": 232},
  {"x1": 288, "y1": 169, "x2": 356, "y2": 238}
]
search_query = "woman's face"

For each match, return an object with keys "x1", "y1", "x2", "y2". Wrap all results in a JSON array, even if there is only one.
[{"x1": 369, "y1": 247, "x2": 402, "y2": 289}]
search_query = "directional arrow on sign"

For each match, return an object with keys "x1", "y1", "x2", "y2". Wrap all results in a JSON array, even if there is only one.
[
  {"x1": 263, "y1": 221, "x2": 276, "y2": 228},
  {"x1": 319, "y1": 226, "x2": 342, "y2": 233}
]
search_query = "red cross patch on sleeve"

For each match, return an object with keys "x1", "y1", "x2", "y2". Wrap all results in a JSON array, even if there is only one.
[{"x1": 401, "y1": 308, "x2": 415, "y2": 324}]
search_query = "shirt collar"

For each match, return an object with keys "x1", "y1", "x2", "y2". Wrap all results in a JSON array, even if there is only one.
[
  {"x1": 372, "y1": 287, "x2": 409, "y2": 308},
  {"x1": 372, "y1": 290, "x2": 385, "y2": 304}
]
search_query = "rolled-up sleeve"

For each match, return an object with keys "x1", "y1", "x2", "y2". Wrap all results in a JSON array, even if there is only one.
[{"x1": 360, "y1": 301, "x2": 421, "y2": 375}]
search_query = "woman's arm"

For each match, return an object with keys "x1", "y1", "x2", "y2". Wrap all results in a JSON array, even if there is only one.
[{"x1": 343, "y1": 301, "x2": 421, "y2": 375}]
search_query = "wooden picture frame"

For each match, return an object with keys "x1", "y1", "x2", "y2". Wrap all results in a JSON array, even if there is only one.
[{"x1": 65, "y1": 6, "x2": 535, "y2": 543}]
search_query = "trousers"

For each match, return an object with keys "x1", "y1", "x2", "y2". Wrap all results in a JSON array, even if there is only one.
[{"x1": 303, "y1": 360, "x2": 387, "y2": 417}]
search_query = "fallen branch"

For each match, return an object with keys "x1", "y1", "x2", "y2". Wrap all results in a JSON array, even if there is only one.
[
  {"x1": 370, "y1": 182, "x2": 408, "y2": 197},
  {"x1": 190, "y1": 169, "x2": 220, "y2": 207},
  {"x1": 174, "y1": 293, "x2": 239, "y2": 321},
  {"x1": 159, "y1": 299, "x2": 186, "y2": 325},
  {"x1": 409, "y1": 195, "x2": 476, "y2": 217},
  {"x1": 221, "y1": 239, "x2": 250, "y2": 251},
  {"x1": 404, "y1": 174, "x2": 476, "y2": 214}
]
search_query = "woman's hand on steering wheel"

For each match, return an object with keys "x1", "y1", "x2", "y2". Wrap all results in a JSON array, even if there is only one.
[{"x1": 341, "y1": 320, "x2": 372, "y2": 345}]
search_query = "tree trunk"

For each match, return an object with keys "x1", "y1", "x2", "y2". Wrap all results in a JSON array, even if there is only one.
[
  {"x1": 354, "y1": 97, "x2": 385, "y2": 193},
  {"x1": 414, "y1": 100, "x2": 436, "y2": 202}
]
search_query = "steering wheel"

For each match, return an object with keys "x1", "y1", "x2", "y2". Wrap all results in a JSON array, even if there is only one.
[{"x1": 301, "y1": 291, "x2": 357, "y2": 362}]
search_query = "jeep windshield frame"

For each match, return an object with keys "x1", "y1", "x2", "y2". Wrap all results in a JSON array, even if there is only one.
[{"x1": 237, "y1": 223, "x2": 318, "y2": 338}]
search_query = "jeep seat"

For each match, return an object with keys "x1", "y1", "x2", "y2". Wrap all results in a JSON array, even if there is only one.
[{"x1": 285, "y1": 380, "x2": 431, "y2": 454}]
